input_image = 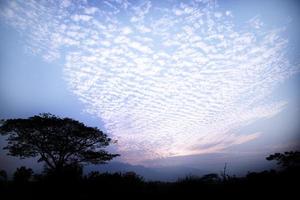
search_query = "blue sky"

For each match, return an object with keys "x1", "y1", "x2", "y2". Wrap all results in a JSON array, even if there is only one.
[{"x1": 0, "y1": 0, "x2": 300, "y2": 173}]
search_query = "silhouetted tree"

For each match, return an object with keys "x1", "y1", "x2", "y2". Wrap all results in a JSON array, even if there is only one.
[
  {"x1": 13, "y1": 166, "x2": 33, "y2": 183},
  {"x1": 266, "y1": 151, "x2": 300, "y2": 169},
  {"x1": 0, "y1": 113, "x2": 119, "y2": 175}
]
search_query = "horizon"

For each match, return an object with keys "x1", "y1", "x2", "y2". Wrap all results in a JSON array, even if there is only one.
[{"x1": 0, "y1": 0, "x2": 300, "y2": 181}]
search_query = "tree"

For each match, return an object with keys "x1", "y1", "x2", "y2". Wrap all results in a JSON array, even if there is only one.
[
  {"x1": 13, "y1": 166, "x2": 33, "y2": 183},
  {"x1": 0, "y1": 113, "x2": 119, "y2": 174},
  {"x1": 266, "y1": 151, "x2": 300, "y2": 169}
]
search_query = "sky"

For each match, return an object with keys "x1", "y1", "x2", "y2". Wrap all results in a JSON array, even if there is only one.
[{"x1": 0, "y1": 0, "x2": 300, "y2": 176}]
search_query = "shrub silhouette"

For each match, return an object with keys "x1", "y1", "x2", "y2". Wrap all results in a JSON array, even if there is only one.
[{"x1": 13, "y1": 166, "x2": 33, "y2": 183}]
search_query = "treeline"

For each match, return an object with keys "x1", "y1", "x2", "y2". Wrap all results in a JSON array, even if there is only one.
[{"x1": 0, "y1": 151, "x2": 299, "y2": 199}]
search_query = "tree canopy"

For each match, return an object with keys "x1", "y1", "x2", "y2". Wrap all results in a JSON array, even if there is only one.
[
  {"x1": 266, "y1": 151, "x2": 300, "y2": 169},
  {"x1": 0, "y1": 113, "x2": 119, "y2": 172}
]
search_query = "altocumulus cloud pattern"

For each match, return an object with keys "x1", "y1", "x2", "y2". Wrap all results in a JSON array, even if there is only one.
[{"x1": 0, "y1": 0, "x2": 297, "y2": 163}]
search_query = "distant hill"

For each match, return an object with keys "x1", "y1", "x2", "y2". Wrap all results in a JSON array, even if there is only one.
[{"x1": 85, "y1": 162, "x2": 209, "y2": 182}]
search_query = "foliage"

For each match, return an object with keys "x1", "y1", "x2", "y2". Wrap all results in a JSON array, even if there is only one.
[
  {"x1": 13, "y1": 166, "x2": 33, "y2": 183},
  {"x1": 0, "y1": 113, "x2": 119, "y2": 173},
  {"x1": 266, "y1": 151, "x2": 300, "y2": 169}
]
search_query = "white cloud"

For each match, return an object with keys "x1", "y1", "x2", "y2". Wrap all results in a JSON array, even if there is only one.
[
  {"x1": 225, "y1": 10, "x2": 232, "y2": 17},
  {"x1": 71, "y1": 14, "x2": 92, "y2": 22},
  {"x1": 84, "y1": 7, "x2": 99, "y2": 15},
  {"x1": 173, "y1": 9, "x2": 183, "y2": 16},
  {"x1": 248, "y1": 15, "x2": 264, "y2": 29},
  {"x1": 121, "y1": 26, "x2": 132, "y2": 35},
  {"x1": 60, "y1": 0, "x2": 71, "y2": 8},
  {"x1": 129, "y1": 41, "x2": 153, "y2": 54},
  {"x1": 214, "y1": 12, "x2": 222, "y2": 18},
  {"x1": 130, "y1": 1, "x2": 152, "y2": 22},
  {"x1": 136, "y1": 25, "x2": 151, "y2": 33}
]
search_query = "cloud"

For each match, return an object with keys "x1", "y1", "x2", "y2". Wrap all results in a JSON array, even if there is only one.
[
  {"x1": 84, "y1": 7, "x2": 99, "y2": 15},
  {"x1": 71, "y1": 14, "x2": 92, "y2": 22},
  {"x1": 60, "y1": 0, "x2": 71, "y2": 8},
  {"x1": 248, "y1": 15, "x2": 264, "y2": 29},
  {"x1": 0, "y1": 0, "x2": 296, "y2": 164},
  {"x1": 130, "y1": 1, "x2": 152, "y2": 22}
]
